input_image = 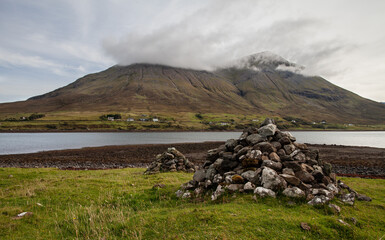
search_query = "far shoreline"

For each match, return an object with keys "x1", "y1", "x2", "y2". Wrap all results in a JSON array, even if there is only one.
[{"x1": 1, "y1": 129, "x2": 385, "y2": 133}]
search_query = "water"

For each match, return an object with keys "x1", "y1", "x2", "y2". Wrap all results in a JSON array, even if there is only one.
[{"x1": 0, "y1": 131, "x2": 384, "y2": 155}]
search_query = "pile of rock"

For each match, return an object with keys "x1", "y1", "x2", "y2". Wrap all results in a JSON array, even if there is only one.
[
  {"x1": 144, "y1": 147, "x2": 196, "y2": 174},
  {"x1": 176, "y1": 118, "x2": 371, "y2": 206}
]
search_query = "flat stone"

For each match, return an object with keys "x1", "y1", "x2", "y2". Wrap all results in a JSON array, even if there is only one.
[
  {"x1": 295, "y1": 170, "x2": 315, "y2": 183},
  {"x1": 246, "y1": 134, "x2": 265, "y2": 145},
  {"x1": 280, "y1": 174, "x2": 301, "y2": 186},
  {"x1": 262, "y1": 160, "x2": 282, "y2": 171}
]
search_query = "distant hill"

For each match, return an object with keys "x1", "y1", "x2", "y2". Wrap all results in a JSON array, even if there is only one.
[{"x1": 1, "y1": 52, "x2": 384, "y2": 124}]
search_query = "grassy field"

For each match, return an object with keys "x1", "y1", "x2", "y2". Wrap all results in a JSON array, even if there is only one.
[
  {"x1": 1, "y1": 111, "x2": 385, "y2": 131},
  {"x1": 0, "y1": 168, "x2": 384, "y2": 239}
]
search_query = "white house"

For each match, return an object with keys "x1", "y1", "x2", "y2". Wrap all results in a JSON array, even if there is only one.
[
  {"x1": 127, "y1": 118, "x2": 134, "y2": 122},
  {"x1": 107, "y1": 117, "x2": 114, "y2": 121},
  {"x1": 152, "y1": 118, "x2": 159, "y2": 122}
]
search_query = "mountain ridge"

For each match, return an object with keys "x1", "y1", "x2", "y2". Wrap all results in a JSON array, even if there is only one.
[{"x1": 1, "y1": 52, "x2": 384, "y2": 124}]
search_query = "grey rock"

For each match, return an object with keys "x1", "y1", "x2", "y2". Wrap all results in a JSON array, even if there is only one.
[
  {"x1": 341, "y1": 193, "x2": 355, "y2": 205},
  {"x1": 356, "y1": 194, "x2": 372, "y2": 202},
  {"x1": 254, "y1": 187, "x2": 276, "y2": 198},
  {"x1": 244, "y1": 182, "x2": 256, "y2": 191},
  {"x1": 311, "y1": 188, "x2": 333, "y2": 198},
  {"x1": 182, "y1": 192, "x2": 191, "y2": 199},
  {"x1": 261, "y1": 167, "x2": 287, "y2": 190},
  {"x1": 193, "y1": 169, "x2": 206, "y2": 183},
  {"x1": 260, "y1": 118, "x2": 275, "y2": 127},
  {"x1": 258, "y1": 124, "x2": 277, "y2": 138},
  {"x1": 282, "y1": 187, "x2": 305, "y2": 198},
  {"x1": 225, "y1": 139, "x2": 238, "y2": 151},
  {"x1": 226, "y1": 184, "x2": 244, "y2": 192},
  {"x1": 241, "y1": 170, "x2": 259, "y2": 183},
  {"x1": 307, "y1": 195, "x2": 330, "y2": 205},
  {"x1": 246, "y1": 134, "x2": 265, "y2": 145},
  {"x1": 211, "y1": 185, "x2": 225, "y2": 201},
  {"x1": 213, "y1": 174, "x2": 223, "y2": 184},
  {"x1": 326, "y1": 183, "x2": 339, "y2": 195}
]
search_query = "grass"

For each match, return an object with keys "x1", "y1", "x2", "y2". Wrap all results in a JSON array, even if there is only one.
[
  {"x1": 2, "y1": 111, "x2": 385, "y2": 131},
  {"x1": 0, "y1": 168, "x2": 384, "y2": 239}
]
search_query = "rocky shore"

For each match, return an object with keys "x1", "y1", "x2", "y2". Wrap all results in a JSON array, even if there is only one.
[{"x1": 0, "y1": 142, "x2": 384, "y2": 178}]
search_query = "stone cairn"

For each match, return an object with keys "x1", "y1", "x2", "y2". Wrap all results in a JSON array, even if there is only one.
[
  {"x1": 176, "y1": 118, "x2": 371, "y2": 206},
  {"x1": 144, "y1": 147, "x2": 197, "y2": 174}
]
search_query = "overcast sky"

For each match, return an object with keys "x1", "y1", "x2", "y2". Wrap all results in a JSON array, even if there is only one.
[{"x1": 1, "y1": 0, "x2": 385, "y2": 103}]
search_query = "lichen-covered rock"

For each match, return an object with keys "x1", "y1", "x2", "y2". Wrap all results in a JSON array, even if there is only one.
[
  {"x1": 261, "y1": 167, "x2": 287, "y2": 191},
  {"x1": 282, "y1": 187, "x2": 305, "y2": 198},
  {"x1": 254, "y1": 187, "x2": 276, "y2": 198},
  {"x1": 308, "y1": 195, "x2": 330, "y2": 205}
]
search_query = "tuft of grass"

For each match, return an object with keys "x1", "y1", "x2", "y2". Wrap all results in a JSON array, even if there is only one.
[{"x1": 0, "y1": 168, "x2": 384, "y2": 239}]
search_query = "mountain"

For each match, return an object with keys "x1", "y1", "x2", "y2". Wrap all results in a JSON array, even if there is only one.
[{"x1": 1, "y1": 52, "x2": 384, "y2": 124}]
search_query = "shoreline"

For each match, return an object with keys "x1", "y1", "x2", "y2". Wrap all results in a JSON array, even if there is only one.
[
  {"x1": 1, "y1": 129, "x2": 385, "y2": 133},
  {"x1": 0, "y1": 142, "x2": 384, "y2": 178}
]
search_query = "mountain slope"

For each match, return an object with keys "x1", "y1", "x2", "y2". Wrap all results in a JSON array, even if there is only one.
[{"x1": 0, "y1": 52, "x2": 384, "y2": 124}]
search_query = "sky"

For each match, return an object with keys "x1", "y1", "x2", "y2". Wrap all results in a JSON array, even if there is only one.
[{"x1": 1, "y1": 0, "x2": 385, "y2": 103}]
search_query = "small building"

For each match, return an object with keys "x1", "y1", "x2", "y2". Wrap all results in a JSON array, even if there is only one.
[
  {"x1": 152, "y1": 118, "x2": 159, "y2": 122},
  {"x1": 107, "y1": 117, "x2": 114, "y2": 121},
  {"x1": 321, "y1": 120, "x2": 327, "y2": 124},
  {"x1": 252, "y1": 119, "x2": 259, "y2": 122},
  {"x1": 139, "y1": 118, "x2": 148, "y2": 122},
  {"x1": 127, "y1": 118, "x2": 134, "y2": 122},
  {"x1": 291, "y1": 120, "x2": 296, "y2": 123},
  {"x1": 219, "y1": 122, "x2": 229, "y2": 126}
]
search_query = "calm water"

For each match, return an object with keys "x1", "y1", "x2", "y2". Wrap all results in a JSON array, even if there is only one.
[{"x1": 0, "y1": 131, "x2": 384, "y2": 155}]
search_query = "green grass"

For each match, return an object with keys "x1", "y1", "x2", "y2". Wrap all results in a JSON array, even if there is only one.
[
  {"x1": 0, "y1": 168, "x2": 384, "y2": 239},
  {"x1": 2, "y1": 111, "x2": 385, "y2": 131}
]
